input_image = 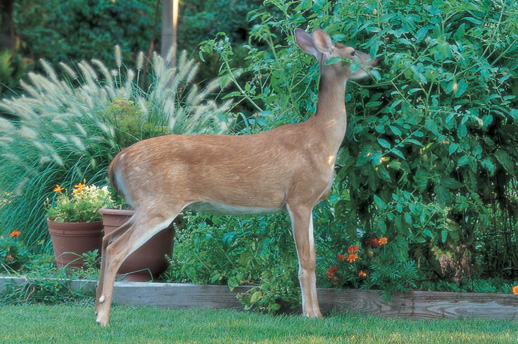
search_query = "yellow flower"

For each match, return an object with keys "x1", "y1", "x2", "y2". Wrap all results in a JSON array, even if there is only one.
[
  {"x1": 74, "y1": 180, "x2": 86, "y2": 189},
  {"x1": 358, "y1": 270, "x2": 367, "y2": 278},
  {"x1": 73, "y1": 187, "x2": 84, "y2": 194},
  {"x1": 513, "y1": 286, "x2": 518, "y2": 295},
  {"x1": 53, "y1": 185, "x2": 64, "y2": 194}
]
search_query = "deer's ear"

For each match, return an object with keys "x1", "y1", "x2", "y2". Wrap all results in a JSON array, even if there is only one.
[
  {"x1": 312, "y1": 30, "x2": 333, "y2": 54},
  {"x1": 294, "y1": 28, "x2": 321, "y2": 59}
]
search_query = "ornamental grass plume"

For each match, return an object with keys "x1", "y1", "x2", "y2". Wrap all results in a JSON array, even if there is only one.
[{"x1": 0, "y1": 47, "x2": 233, "y2": 248}]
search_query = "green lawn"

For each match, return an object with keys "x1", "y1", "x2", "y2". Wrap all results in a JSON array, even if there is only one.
[{"x1": 1, "y1": 303, "x2": 517, "y2": 343}]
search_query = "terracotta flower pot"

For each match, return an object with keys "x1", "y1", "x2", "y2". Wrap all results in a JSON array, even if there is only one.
[
  {"x1": 99, "y1": 208, "x2": 175, "y2": 282},
  {"x1": 47, "y1": 219, "x2": 103, "y2": 269}
]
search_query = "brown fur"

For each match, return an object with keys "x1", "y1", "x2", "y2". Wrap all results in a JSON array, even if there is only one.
[{"x1": 95, "y1": 28, "x2": 378, "y2": 326}]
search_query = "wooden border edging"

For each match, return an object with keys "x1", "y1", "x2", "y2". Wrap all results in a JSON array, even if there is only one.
[{"x1": 1, "y1": 276, "x2": 517, "y2": 320}]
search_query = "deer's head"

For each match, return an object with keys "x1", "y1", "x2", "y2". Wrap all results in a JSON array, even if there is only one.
[{"x1": 295, "y1": 28, "x2": 378, "y2": 81}]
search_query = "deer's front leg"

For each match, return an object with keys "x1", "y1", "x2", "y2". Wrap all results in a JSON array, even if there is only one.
[{"x1": 287, "y1": 204, "x2": 322, "y2": 318}]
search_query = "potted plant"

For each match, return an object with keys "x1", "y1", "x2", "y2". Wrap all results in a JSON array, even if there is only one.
[
  {"x1": 98, "y1": 190, "x2": 177, "y2": 282},
  {"x1": 46, "y1": 181, "x2": 113, "y2": 269}
]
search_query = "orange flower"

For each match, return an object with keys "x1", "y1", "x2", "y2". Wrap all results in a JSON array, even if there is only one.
[
  {"x1": 53, "y1": 185, "x2": 64, "y2": 194},
  {"x1": 513, "y1": 286, "x2": 518, "y2": 295},
  {"x1": 9, "y1": 230, "x2": 21, "y2": 237},
  {"x1": 327, "y1": 266, "x2": 339, "y2": 279},
  {"x1": 347, "y1": 245, "x2": 360, "y2": 254},
  {"x1": 74, "y1": 180, "x2": 86, "y2": 189},
  {"x1": 73, "y1": 188, "x2": 84, "y2": 194},
  {"x1": 379, "y1": 237, "x2": 388, "y2": 245},
  {"x1": 358, "y1": 270, "x2": 367, "y2": 278},
  {"x1": 347, "y1": 254, "x2": 359, "y2": 263},
  {"x1": 337, "y1": 254, "x2": 347, "y2": 262}
]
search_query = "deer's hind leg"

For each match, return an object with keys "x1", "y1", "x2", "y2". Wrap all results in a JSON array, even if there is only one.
[
  {"x1": 95, "y1": 218, "x2": 133, "y2": 315},
  {"x1": 95, "y1": 207, "x2": 182, "y2": 326}
]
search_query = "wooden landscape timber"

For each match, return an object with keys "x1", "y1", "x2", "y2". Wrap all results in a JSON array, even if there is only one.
[{"x1": 2, "y1": 276, "x2": 517, "y2": 320}]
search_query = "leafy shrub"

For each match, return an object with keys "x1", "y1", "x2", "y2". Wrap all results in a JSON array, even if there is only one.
[
  {"x1": 0, "y1": 50, "x2": 26, "y2": 99},
  {"x1": 0, "y1": 47, "x2": 232, "y2": 250},
  {"x1": 188, "y1": 0, "x2": 518, "y2": 311},
  {"x1": 0, "y1": 230, "x2": 29, "y2": 272},
  {"x1": 13, "y1": 0, "x2": 154, "y2": 65},
  {"x1": 163, "y1": 211, "x2": 300, "y2": 313}
]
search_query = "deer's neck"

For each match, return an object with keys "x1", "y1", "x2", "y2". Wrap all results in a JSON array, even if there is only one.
[{"x1": 312, "y1": 70, "x2": 348, "y2": 163}]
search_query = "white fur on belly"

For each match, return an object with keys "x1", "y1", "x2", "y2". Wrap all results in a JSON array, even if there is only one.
[{"x1": 186, "y1": 201, "x2": 282, "y2": 215}]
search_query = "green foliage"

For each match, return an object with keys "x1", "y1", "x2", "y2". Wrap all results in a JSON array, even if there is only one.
[
  {"x1": 1, "y1": 277, "x2": 85, "y2": 305},
  {"x1": 163, "y1": 211, "x2": 300, "y2": 312},
  {"x1": 238, "y1": 268, "x2": 301, "y2": 314},
  {"x1": 0, "y1": 50, "x2": 26, "y2": 98},
  {"x1": 188, "y1": 0, "x2": 518, "y2": 311},
  {"x1": 0, "y1": 48, "x2": 232, "y2": 250},
  {"x1": 46, "y1": 183, "x2": 113, "y2": 223},
  {"x1": 0, "y1": 248, "x2": 99, "y2": 305},
  {"x1": 0, "y1": 231, "x2": 29, "y2": 272},
  {"x1": 13, "y1": 0, "x2": 154, "y2": 66},
  {"x1": 325, "y1": 236, "x2": 418, "y2": 297}
]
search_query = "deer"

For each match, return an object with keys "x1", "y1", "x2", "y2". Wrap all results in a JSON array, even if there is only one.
[{"x1": 95, "y1": 28, "x2": 378, "y2": 326}]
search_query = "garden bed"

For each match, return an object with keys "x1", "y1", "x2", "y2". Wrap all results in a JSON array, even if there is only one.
[{"x1": 1, "y1": 276, "x2": 517, "y2": 320}]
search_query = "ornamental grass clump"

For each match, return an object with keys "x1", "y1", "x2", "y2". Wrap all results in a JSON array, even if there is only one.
[
  {"x1": 46, "y1": 182, "x2": 113, "y2": 223},
  {"x1": 0, "y1": 47, "x2": 233, "y2": 249}
]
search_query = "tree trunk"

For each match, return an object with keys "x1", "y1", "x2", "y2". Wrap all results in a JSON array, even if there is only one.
[
  {"x1": 0, "y1": 0, "x2": 16, "y2": 51},
  {"x1": 161, "y1": 0, "x2": 178, "y2": 66}
]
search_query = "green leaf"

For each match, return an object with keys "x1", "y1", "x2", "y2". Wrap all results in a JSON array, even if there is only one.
[
  {"x1": 454, "y1": 23, "x2": 466, "y2": 41},
  {"x1": 441, "y1": 177, "x2": 463, "y2": 189},
  {"x1": 389, "y1": 125, "x2": 402, "y2": 136},
  {"x1": 457, "y1": 155, "x2": 469, "y2": 167},
  {"x1": 455, "y1": 79, "x2": 468, "y2": 98},
  {"x1": 378, "y1": 138, "x2": 391, "y2": 149},
  {"x1": 227, "y1": 277, "x2": 239, "y2": 291},
  {"x1": 481, "y1": 158, "x2": 496, "y2": 176},
  {"x1": 250, "y1": 290, "x2": 262, "y2": 304},
  {"x1": 425, "y1": 119, "x2": 439, "y2": 136},
  {"x1": 434, "y1": 185, "x2": 451, "y2": 205},
  {"x1": 373, "y1": 195, "x2": 387, "y2": 210},
  {"x1": 494, "y1": 149, "x2": 515, "y2": 174},
  {"x1": 424, "y1": 229, "x2": 434, "y2": 238},
  {"x1": 391, "y1": 149, "x2": 405, "y2": 160},
  {"x1": 210, "y1": 273, "x2": 221, "y2": 284},
  {"x1": 448, "y1": 143, "x2": 458, "y2": 155},
  {"x1": 325, "y1": 57, "x2": 342, "y2": 65},
  {"x1": 415, "y1": 25, "x2": 432, "y2": 43},
  {"x1": 441, "y1": 229, "x2": 448, "y2": 243},
  {"x1": 356, "y1": 145, "x2": 374, "y2": 166}
]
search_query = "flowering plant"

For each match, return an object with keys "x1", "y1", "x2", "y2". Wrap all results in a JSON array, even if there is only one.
[
  {"x1": 325, "y1": 236, "x2": 419, "y2": 295},
  {"x1": 0, "y1": 230, "x2": 29, "y2": 270},
  {"x1": 46, "y1": 181, "x2": 113, "y2": 223}
]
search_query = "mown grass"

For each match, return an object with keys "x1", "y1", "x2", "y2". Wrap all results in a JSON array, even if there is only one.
[{"x1": 0, "y1": 303, "x2": 517, "y2": 343}]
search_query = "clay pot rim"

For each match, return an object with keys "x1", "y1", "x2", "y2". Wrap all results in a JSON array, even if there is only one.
[
  {"x1": 98, "y1": 208, "x2": 135, "y2": 216},
  {"x1": 46, "y1": 218, "x2": 104, "y2": 225}
]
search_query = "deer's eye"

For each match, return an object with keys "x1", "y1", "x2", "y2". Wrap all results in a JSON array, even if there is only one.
[{"x1": 351, "y1": 50, "x2": 356, "y2": 57}]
